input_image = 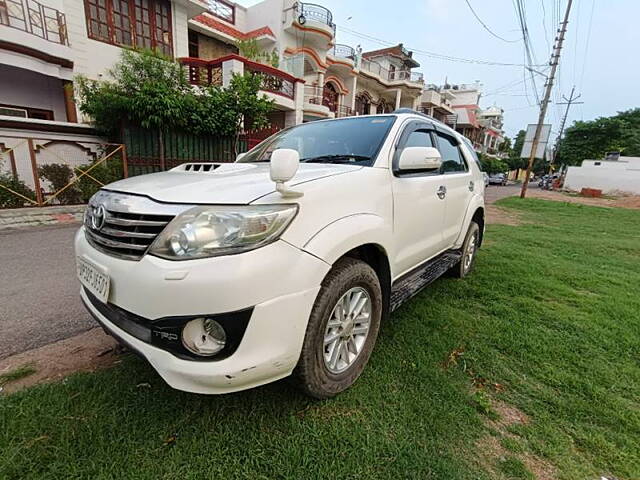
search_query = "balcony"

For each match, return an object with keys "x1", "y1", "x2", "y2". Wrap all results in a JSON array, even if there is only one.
[
  {"x1": 287, "y1": 2, "x2": 335, "y2": 45},
  {"x1": 299, "y1": 3, "x2": 334, "y2": 30},
  {"x1": 359, "y1": 58, "x2": 423, "y2": 85},
  {"x1": 0, "y1": 0, "x2": 68, "y2": 44},
  {"x1": 179, "y1": 55, "x2": 301, "y2": 106}
]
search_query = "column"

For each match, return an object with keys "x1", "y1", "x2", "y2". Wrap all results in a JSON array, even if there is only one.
[
  {"x1": 394, "y1": 89, "x2": 402, "y2": 110},
  {"x1": 222, "y1": 59, "x2": 244, "y2": 87},
  {"x1": 62, "y1": 80, "x2": 78, "y2": 123}
]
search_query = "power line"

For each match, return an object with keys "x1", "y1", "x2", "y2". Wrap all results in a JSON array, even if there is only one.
[
  {"x1": 337, "y1": 25, "x2": 542, "y2": 67},
  {"x1": 463, "y1": 0, "x2": 521, "y2": 43},
  {"x1": 578, "y1": 0, "x2": 596, "y2": 87}
]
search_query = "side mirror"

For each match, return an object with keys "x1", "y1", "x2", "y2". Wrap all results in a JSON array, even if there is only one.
[
  {"x1": 398, "y1": 146, "x2": 442, "y2": 171},
  {"x1": 236, "y1": 152, "x2": 247, "y2": 162},
  {"x1": 270, "y1": 149, "x2": 303, "y2": 198}
]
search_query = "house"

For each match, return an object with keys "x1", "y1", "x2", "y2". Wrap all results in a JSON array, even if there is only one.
[
  {"x1": 181, "y1": 1, "x2": 425, "y2": 129},
  {"x1": 564, "y1": 156, "x2": 640, "y2": 195},
  {"x1": 0, "y1": 0, "x2": 209, "y2": 191},
  {"x1": 477, "y1": 105, "x2": 505, "y2": 154}
]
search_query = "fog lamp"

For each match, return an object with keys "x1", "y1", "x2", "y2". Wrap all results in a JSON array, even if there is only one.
[{"x1": 181, "y1": 317, "x2": 226, "y2": 356}]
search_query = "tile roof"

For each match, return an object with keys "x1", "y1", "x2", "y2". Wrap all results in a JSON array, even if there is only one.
[{"x1": 193, "y1": 14, "x2": 275, "y2": 40}]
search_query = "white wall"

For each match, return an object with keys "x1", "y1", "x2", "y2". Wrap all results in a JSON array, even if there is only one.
[
  {"x1": 0, "y1": 65, "x2": 68, "y2": 121},
  {"x1": 564, "y1": 158, "x2": 640, "y2": 195}
]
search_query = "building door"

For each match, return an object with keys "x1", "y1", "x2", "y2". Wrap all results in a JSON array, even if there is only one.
[
  {"x1": 322, "y1": 82, "x2": 339, "y2": 113},
  {"x1": 355, "y1": 92, "x2": 371, "y2": 115}
]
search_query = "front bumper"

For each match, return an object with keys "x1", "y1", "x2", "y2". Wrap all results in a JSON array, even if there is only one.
[{"x1": 75, "y1": 228, "x2": 330, "y2": 394}]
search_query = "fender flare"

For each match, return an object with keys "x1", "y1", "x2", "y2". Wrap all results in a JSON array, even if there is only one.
[
  {"x1": 302, "y1": 213, "x2": 393, "y2": 270},
  {"x1": 452, "y1": 195, "x2": 485, "y2": 249}
]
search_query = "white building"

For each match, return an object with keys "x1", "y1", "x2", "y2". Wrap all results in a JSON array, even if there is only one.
[
  {"x1": 184, "y1": 2, "x2": 425, "y2": 130},
  {"x1": 564, "y1": 156, "x2": 640, "y2": 195},
  {"x1": 477, "y1": 105, "x2": 505, "y2": 154}
]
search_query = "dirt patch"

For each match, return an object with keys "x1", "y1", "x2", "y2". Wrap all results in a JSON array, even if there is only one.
[
  {"x1": 528, "y1": 189, "x2": 640, "y2": 209},
  {"x1": 486, "y1": 205, "x2": 522, "y2": 225},
  {"x1": 0, "y1": 328, "x2": 119, "y2": 394},
  {"x1": 476, "y1": 399, "x2": 558, "y2": 480}
]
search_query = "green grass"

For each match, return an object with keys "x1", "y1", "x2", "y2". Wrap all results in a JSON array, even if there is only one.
[
  {"x1": 1, "y1": 198, "x2": 639, "y2": 479},
  {"x1": 0, "y1": 365, "x2": 36, "y2": 387}
]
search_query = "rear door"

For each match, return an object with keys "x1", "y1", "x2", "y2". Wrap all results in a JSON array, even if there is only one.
[
  {"x1": 433, "y1": 130, "x2": 475, "y2": 246},
  {"x1": 391, "y1": 121, "x2": 448, "y2": 275}
]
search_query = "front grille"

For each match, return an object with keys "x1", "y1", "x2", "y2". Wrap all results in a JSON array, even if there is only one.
[{"x1": 85, "y1": 209, "x2": 174, "y2": 261}]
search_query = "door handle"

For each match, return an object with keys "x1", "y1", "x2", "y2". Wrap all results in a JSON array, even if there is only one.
[
  {"x1": 437, "y1": 185, "x2": 447, "y2": 200},
  {"x1": 469, "y1": 181, "x2": 474, "y2": 192}
]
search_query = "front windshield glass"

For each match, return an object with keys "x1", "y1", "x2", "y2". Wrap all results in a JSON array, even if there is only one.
[{"x1": 238, "y1": 116, "x2": 396, "y2": 166}]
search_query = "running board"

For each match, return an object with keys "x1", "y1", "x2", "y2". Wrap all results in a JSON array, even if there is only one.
[{"x1": 390, "y1": 250, "x2": 462, "y2": 312}]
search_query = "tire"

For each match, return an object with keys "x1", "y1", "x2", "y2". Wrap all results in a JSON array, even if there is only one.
[
  {"x1": 293, "y1": 257, "x2": 382, "y2": 399},
  {"x1": 450, "y1": 221, "x2": 480, "y2": 278}
]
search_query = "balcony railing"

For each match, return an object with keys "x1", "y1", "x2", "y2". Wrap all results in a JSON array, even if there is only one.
[
  {"x1": 181, "y1": 58, "x2": 223, "y2": 86},
  {"x1": 331, "y1": 44, "x2": 355, "y2": 60},
  {"x1": 304, "y1": 85, "x2": 324, "y2": 106},
  {"x1": 0, "y1": 0, "x2": 68, "y2": 44},
  {"x1": 360, "y1": 58, "x2": 424, "y2": 84},
  {"x1": 180, "y1": 55, "x2": 298, "y2": 100},
  {"x1": 336, "y1": 105, "x2": 353, "y2": 118},
  {"x1": 299, "y1": 3, "x2": 333, "y2": 27},
  {"x1": 245, "y1": 62, "x2": 295, "y2": 100}
]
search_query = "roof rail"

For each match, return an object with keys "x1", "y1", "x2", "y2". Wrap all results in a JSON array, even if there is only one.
[{"x1": 392, "y1": 108, "x2": 440, "y2": 124}]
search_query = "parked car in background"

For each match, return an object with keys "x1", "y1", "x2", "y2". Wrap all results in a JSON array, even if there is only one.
[
  {"x1": 488, "y1": 173, "x2": 508, "y2": 186},
  {"x1": 75, "y1": 110, "x2": 485, "y2": 399}
]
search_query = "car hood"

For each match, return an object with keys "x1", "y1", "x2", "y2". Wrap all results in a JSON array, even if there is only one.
[{"x1": 104, "y1": 162, "x2": 362, "y2": 204}]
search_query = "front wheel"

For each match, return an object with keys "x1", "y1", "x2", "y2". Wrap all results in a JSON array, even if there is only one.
[{"x1": 293, "y1": 257, "x2": 382, "y2": 399}]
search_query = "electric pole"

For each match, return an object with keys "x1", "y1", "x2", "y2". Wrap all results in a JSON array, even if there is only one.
[
  {"x1": 520, "y1": 0, "x2": 574, "y2": 198},
  {"x1": 549, "y1": 85, "x2": 583, "y2": 172}
]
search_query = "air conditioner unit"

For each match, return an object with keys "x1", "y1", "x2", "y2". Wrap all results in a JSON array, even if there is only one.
[{"x1": 0, "y1": 107, "x2": 28, "y2": 118}]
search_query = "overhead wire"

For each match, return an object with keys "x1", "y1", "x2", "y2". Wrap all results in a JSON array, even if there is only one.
[{"x1": 463, "y1": 0, "x2": 521, "y2": 43}]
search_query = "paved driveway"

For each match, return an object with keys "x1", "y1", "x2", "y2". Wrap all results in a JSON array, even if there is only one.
[
  {"x1": 0, "y1": 224, "x2": 92, "y2": 359},
  {"x1": 484, "y1": 183, "x2": 522, "y2": 204}
]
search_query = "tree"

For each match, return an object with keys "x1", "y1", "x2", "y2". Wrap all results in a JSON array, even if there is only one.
[
  {"x1": 76, "y1": 48, "x2": 274, "y2": 145},
  {"x1": 479, "y1": 154, "x2": 507, "y2": 174},
  {"x1": 556, "y1": 108, "x2": 640, "y2": 166}
]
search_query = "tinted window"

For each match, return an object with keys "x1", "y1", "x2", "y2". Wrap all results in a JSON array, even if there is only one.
[
  {"x1": 404, "y1": 130, "x2": 434, "y2": 148},
  {"x1": 238, "y1": 116, "x2": 396, "y2": 166},
  {"x1": 436, "y1": 133, "x2": 467, "y2": 173}
]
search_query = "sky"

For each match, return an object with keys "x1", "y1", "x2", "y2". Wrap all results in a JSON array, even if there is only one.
[{"x1": 238, "y1": 0, "x2": 640, "y2": 141}]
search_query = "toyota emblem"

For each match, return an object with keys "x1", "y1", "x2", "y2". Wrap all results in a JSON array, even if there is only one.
[{"x1": 90, "y1": 204, "x2": 107, "y2": 231}]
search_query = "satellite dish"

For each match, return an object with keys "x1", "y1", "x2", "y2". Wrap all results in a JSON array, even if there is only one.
[{"x1": 298, "y1": 14, "x2": 307, "y2": 25}]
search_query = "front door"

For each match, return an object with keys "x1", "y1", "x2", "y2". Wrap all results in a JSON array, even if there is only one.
[
  {"x1": 433, "y1": 130, "x2": 474, "y2": 245},
  {"x1": 391, "y1": 122, "x2": 448, "y2": 276}
]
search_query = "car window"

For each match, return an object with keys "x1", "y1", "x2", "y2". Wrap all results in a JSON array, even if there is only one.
[
  {"x1": 435, "y1": 132, "x2": 468, "y2": 173},
  {"x1": 404, "y1": 129, "x2": 435, "y2": 149},
  {"x1": 238, "y1": 116, "x2": 396, "y2": 166}
]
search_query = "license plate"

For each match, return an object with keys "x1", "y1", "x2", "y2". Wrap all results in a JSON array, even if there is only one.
[{"x1": 77, "y1": 256, "x2": 110, "y2": 303}]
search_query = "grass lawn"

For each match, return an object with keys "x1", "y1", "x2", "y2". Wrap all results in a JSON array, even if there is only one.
[{"x1": 1, "y1": 198, "x2": 639, "y2": 479}]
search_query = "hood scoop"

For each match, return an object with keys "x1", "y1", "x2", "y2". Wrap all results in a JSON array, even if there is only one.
[{"x1": 171, "y1": 163, "x2": 257, "y2": 174}]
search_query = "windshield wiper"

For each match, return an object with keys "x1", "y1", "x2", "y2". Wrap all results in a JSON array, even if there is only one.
[{"x1": 300, "y1": 154, "x2": 371, "y2": 164}]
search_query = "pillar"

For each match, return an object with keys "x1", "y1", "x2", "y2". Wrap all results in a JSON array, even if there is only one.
[
  {"x1": 223, "y1": 59, "x2": 244, "y2": 87},
  {"x1": 394, "y1": 89, "x2": 402, "y2": 110}
]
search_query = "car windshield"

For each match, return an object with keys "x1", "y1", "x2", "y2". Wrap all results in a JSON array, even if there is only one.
[{"x1": 238, "y1": 116, "x2": 397, "y2": 166}]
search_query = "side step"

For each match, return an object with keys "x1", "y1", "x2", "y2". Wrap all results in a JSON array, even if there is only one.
[{"x1": 390, "y1": 250, "x2": 462, "y2": 312}]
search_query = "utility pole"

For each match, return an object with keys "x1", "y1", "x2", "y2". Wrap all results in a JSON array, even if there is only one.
[
  {"x1": 549, "y1": 85, "x2": 583, "y2": 172},
  {"x1": 520, "y1": 0, "x2": 574, "y2": 198}
]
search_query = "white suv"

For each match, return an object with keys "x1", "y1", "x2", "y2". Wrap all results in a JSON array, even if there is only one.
[{"x1": 76, "y1": 111, "x2": 485, "y2": 398}]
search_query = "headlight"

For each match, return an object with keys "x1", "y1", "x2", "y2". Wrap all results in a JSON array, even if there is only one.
[{"x1": 149, "y1": 204, "x2": 298, "y2": 260}]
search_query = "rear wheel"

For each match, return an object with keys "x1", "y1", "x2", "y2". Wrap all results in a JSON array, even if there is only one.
[
  {"x1": 293, "y1": 257, "x2": 382, "y2": 399},
  {"x1": 450, "y1": 221, "x2": 480, "y2": 278}
]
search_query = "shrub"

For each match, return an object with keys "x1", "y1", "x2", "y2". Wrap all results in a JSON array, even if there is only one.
[
  {"x1": 0, "y1": 173, "x2": 36, "y2": 208},
  {"x1": 38, "y1": 163, "x2": 83, "y2": 205},
  {"x1": 76, "y1": 157, "x2": 124, "y2": 202}
]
